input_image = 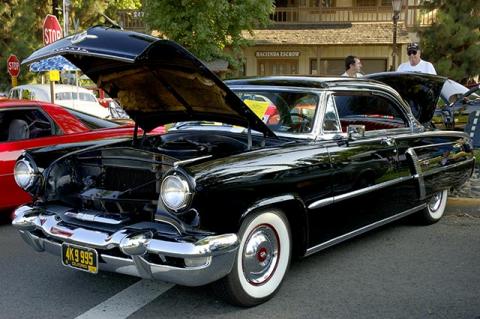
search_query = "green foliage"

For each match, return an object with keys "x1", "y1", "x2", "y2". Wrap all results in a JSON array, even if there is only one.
[
  {"x1": 143, "y1": 0, "x2": 275, "y2": 71},
  {"x1": 419, "y1": 0, "x2": 480, "y2": 82},
  {"x1": 0, "y1": 0, "x2": 141, "y2": 92}
]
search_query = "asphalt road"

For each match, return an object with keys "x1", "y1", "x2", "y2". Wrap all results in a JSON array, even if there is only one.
[{"x1": 1, "y1": 211, "x2": 479, "y2": 319}]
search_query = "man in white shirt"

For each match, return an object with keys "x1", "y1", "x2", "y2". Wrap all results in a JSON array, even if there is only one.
[
  {"x1": 341, "y1": 55, "x2": 363, "y2": 78},
  {"x1": 397, "y1": 43, "x2": 436, "y2": 74}
]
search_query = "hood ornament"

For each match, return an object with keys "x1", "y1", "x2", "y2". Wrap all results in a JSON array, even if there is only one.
[{"x1": 70, "y1": 31, "x2": 98, "y2": 44}]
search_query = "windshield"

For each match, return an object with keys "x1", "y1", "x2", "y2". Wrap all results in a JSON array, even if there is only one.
[
  {"x1": 171, "y1": 90, "x2": 319, "y2": 135},
  {"x1": 66, "y1": 108, "x2": 120, "y2": 129}
]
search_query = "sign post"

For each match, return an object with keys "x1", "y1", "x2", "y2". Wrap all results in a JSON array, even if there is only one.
[
  {"x1": 7, "y1": 54, "x2": 20, "y2": 87},
  {"x1": 43, "y1": 14, "x2": 63, "y2": 103}
]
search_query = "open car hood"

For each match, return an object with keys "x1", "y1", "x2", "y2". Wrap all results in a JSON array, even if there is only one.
[
  {"x1": 23, "y1": 26, "x2": 275, "y2": 137},
  {"x1": 366, "y1": 72, "x2": 447, "y2": 124}
]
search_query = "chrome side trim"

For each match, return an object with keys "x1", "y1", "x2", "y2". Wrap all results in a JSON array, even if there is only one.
[
  {"x1": 305, "y1": 204, "x2": 426, "y2": 256},
  {"x1": 422, "y1": 157, "x2": 475, "y2": 178},
  {"x1": 308, "y1": 198, "x2": 334, "y2": 210},
  {"x1": 406, "y1": 148, "x2": 426, "y2": 200},
  {"x1": 307, "y1": 175, "x2": 414, "y2": 210}
]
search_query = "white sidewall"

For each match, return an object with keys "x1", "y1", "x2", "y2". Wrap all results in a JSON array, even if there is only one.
[
  {"x1": 428, "y1": 189, "x2": 448, "y2": 220},
  {"x1": 237, "y1": 211, "x2": 290, "y2": 299}
]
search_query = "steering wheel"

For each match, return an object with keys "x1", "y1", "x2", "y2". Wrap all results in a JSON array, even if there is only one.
[{"x1": 289, "y1": 113, "x2": 312, "y2": 133}]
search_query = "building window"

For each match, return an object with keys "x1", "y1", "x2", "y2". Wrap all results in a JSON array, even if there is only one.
[
  {"x1": 310, "y1": 58, "x2": 388, "y2": 76},
  {"x1": 257, "y1": 59, "x2": 299, "y2": 76},
  {"x1": 356, "y1": 0, "x2": 377, "y2": 6},
  {"x1": 308, "y1": 0, "x2": 335, "y2": 7}
]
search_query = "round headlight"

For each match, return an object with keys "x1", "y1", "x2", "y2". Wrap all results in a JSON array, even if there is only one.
[
  {"x1": 14, "y1": 159, "x2": 37, "y2": 191},
  {"x1": 160, "y1": 174, "x2": 191, "y2": 211}
]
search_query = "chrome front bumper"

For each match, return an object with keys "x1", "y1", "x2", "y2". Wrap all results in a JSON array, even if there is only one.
[{"x1": 12, "y1": 205, "x2": 239, "y2": 286}]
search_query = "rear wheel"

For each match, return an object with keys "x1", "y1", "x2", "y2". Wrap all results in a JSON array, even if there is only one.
[
  {"x1": 214, "y1": 209, "x2": 291, "y2": 307},
  {"x1": 417, "y1": 189, "x2": 448, "y2": 224}
]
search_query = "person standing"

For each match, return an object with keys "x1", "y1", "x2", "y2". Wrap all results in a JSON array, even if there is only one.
[
  {"x1": 397, "y1": 43, "x2": 436, "y2": 74},
  {"x1": 341, "y1": 55, "x2": 363, "y2": 78}
]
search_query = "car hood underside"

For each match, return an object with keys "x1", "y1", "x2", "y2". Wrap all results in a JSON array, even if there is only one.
[{"x1": 22, "y1": 26, "x2": 275, "y2": 137}]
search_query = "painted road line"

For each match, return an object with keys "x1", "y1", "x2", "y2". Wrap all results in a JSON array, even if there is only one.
[{"x1": 75, "y1": 280, "x2": 174, "y2": 319}]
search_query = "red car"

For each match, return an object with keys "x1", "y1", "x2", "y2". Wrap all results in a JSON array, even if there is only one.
[{"x1": 0, "y1": 99, "x2": 162, "y2": 215}]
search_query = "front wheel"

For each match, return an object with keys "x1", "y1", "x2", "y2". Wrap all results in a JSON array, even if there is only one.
[
  {"x1": 417, "y1": 189, "x2": 448, "y2": 224},
  {"x1": 214, "y1": 209, "x2": 291, "y2": 307}
]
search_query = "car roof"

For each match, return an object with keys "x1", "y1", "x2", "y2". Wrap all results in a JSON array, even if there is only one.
[{"x1": 10, "y1": 84, "x2": 95, "y2": 94}]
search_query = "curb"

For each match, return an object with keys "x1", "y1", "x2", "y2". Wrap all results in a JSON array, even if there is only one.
[{"x1": 446, "y1": 197, "x2": 480, "y2": 217}]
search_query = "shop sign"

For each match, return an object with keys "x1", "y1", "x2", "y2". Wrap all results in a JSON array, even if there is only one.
[{"x1": 255, "y1": 51, "x2": 300, "y2": 58}]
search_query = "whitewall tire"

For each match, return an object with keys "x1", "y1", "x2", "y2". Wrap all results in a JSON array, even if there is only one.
[
  {"x1": 214, "y1": 209, "x2": 291, "y2": 307},
  {"x1": 418, "y1": 189, "x2": 448, "y2": 224}
]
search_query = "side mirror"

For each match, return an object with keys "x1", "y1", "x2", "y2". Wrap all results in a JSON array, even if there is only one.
[{"x1": 347, "y1": 125, "x2": 365, "y2": 140}]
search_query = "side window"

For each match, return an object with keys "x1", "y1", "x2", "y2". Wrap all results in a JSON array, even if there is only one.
[
  {"x1": 0, "y1": 109, "x2": 53, "y2": 142},
  {"x1": 334, "y1": 93, "x2": 408, "y2": 132},
  {"x1": 22, "y1": 89, "x2": 33, "y2": 100},
  {"x1": 322, "y1": 94, "x2": 341, "y2": 132},
  {"x1": 9, "y1": 89, "x2": 20, "y2": 99},
  {"x1": 79, "y1": 93, "x2": 96, "y2": 102}
]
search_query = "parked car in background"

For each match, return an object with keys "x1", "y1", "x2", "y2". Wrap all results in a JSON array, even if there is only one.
[
  {"x1": 0, "y1": 99, "x2": 163, "y2": 215},
  {"x1": 12, "y1": 26, "x2": 474, "y2": 307},
  {"x1": 424, "y1": 79, "x2": 480, "y2": 131},
  {"x1": 8, "y1": 84, "x2": 111, "y2": 118}
]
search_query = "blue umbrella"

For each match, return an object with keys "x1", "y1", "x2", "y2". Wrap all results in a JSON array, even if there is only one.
[{"x1": 29, "y1": 55, "x2": 79, "y2": 72}]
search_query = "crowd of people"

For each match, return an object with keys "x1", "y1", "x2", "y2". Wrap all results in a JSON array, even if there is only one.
[{"x1": 341, "y1": 42, "x2": 437, "y2": 77}]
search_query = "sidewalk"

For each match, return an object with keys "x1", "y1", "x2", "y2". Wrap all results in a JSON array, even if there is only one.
[{"x1": 446, "y1": 197, "x2": 480, "y2": 218}]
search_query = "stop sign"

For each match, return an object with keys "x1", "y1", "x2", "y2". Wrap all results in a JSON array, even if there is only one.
[
  {"x1": 43, "y1": 14, "x2": 63, "y2": 45},
  {"x1": 7, "y1": 54, "x2": 20, "y2": 77}
]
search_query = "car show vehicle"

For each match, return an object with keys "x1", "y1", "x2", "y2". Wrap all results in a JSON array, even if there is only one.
[
  {"x1": 0, "y1": 99, "x2": 160, "y2": 214},
  {"x1": 12, "y1": 26, "x2": 475, "y2": 307},
  {"x1": 8, "y1": 84, "x2": 112, "y2": 118}
]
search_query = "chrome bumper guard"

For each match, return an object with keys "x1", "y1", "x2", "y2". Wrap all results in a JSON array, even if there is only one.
[{"x1": 12, "y1": 205, "x2": 239, "y2": 286}]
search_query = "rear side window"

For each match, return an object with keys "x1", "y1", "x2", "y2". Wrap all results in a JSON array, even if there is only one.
[
  {"x1": 333, "y1": 93, "x2": 408, "y2": 132},
  {"x1": 9, "y1": 89, "x2": 20, "y2": 99},
  {"x1": 0, "y1": 108, "x2": 54, "y2": 142},
  {"x1": 79, "y1": 92, "x2": 96, "y2": 102}
]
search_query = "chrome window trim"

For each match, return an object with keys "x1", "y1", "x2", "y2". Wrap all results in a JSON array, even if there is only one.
[{"x1": 305, "y1": 203, "x2": 426, "y2": 256}]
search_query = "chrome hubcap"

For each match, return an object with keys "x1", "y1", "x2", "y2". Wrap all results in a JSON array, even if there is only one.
[
  {"x1": 242, "y1": 224, "x2": 279, "y2": 285},
  {"x1": 428, "y1": 191, "x2": 443, "y2": 212}
]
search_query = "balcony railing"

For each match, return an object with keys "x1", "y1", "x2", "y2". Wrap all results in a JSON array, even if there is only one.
[
  {"x1": 117, "y1": 10, "x2": 145, "y2": 32},
  {"x1": 117, "y1": 5, "x2": 435, "y2": 33},
  {"x1": 271, "y1": 5, "x2": 435, "y2": 28}
]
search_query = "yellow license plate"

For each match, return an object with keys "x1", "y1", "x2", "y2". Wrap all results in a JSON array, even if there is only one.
[{"x1": 61, "y1": 243, "x2": 98, "y2": 274}]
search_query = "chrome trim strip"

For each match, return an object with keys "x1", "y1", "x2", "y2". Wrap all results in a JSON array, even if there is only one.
[
  {"x1": 406, "y1": 148, "x2": 426, "y2": 200},
  {"x1": 422, "y1": 157, "x2": 475, "y2": 178},
  {"x1": 308, "y1": 198, "x2": 334, "y2": 210},
  {"x1": 174, "y1": 155, "x2": 213, "y2": 167},
  {"x1": 333, "y1": 175, "x2": 413, "y2": 202},
  {"x1": 307, "y1": 175, "x2": 415, "y2": 210},
  {"x1": 305, "y1": 204, "x2": 426, "y2": 256}
]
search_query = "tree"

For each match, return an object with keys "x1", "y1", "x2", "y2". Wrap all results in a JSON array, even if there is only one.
[
  {"x1": 0, "y1": 0, "x2": 141, "y2": 92},
  {"x1": 419, "y1": 0, "x2": 480, "y2": 82},
  {"x1": 142, "y1": 0, "x2": 275, "y2": 71}
]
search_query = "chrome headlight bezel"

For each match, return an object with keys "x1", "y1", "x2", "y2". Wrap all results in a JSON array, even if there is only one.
[
  {"x1": 160, "y1": 172, "x2": 193, "y2": 212},
  {"x1": 14, "y1": 158, "x2": 41, "y2": 192}
]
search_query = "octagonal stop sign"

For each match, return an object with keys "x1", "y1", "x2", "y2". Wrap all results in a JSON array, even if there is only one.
[
  {"x1": 7, "y1": 54, "x2": 20, "y2": 78},
  {"x1": 43, "y1": 14, "x2": 63, "y2": 45}
]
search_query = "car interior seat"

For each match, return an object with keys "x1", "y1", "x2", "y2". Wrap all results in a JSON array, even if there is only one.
[{"x1": 8, "y1": 119, "x2": 30, "y2": 141}]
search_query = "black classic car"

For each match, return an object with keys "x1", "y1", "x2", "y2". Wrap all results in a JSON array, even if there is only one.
[{"x1": 12, "y1": 26, "x2": 475, "y2": 307}]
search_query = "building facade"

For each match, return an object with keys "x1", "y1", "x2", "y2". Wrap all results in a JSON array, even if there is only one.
[{"x1": 118, "y1": 0, "x2": 434, "y2": 76}]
